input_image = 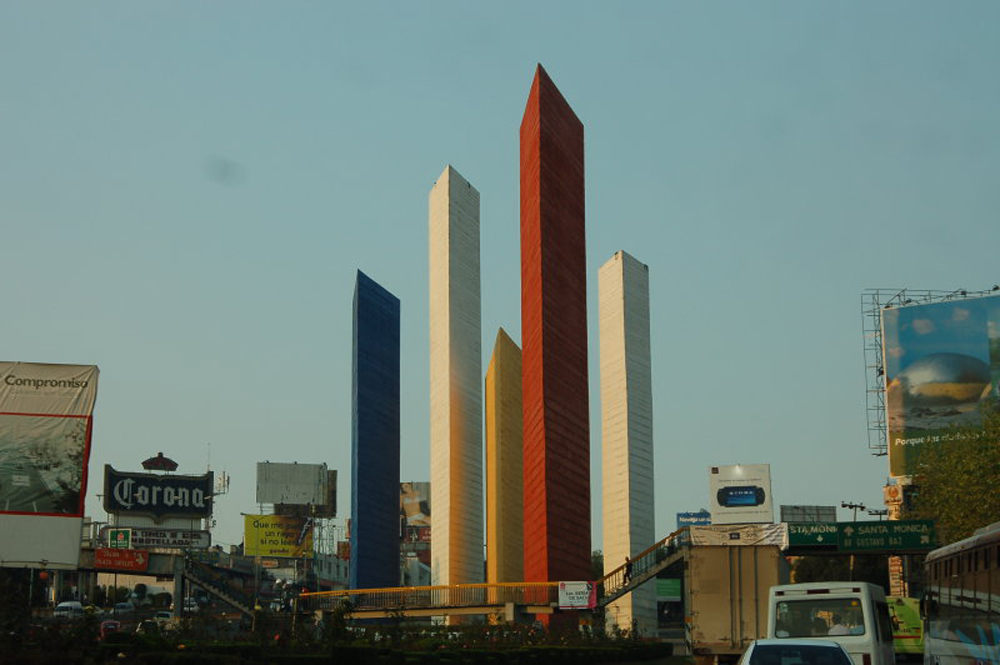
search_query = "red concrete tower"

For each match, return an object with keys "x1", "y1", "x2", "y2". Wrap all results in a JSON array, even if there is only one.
[{"x1": 520, "y1": 64, "x2": 591, "y2": 587}]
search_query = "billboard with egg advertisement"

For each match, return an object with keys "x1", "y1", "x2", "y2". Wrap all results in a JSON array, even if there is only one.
[{"x1": 881, "y1": 296, "x2": 1000, "y2": 476}]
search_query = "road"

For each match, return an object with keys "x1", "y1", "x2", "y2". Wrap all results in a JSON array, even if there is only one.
[{"x1": 0, "y1": 455, "x2": 64, "y2": 513}]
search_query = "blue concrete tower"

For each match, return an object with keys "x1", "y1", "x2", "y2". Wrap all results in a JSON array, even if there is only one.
[{"x1": 350, "y1": 270, "x2": 401, "y2": 589}]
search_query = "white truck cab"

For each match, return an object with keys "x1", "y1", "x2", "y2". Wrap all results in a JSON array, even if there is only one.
[{"x1": 767, "y1": 582, "x2": 896, "y2": 665}]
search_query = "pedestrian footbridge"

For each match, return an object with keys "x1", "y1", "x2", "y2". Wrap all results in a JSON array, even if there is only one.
[{"x1": 298, "y1": 529, "x2": 687, "y2": 620}]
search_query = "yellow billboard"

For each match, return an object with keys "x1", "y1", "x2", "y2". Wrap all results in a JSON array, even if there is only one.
[{"x1": 244, "y1": 514, "x2": 313, "y2": 558}]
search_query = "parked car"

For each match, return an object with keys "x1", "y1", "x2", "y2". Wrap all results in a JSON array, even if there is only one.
[
  {"x1": 113, "y1": 601, "x2": 135, "y2": 616},
  {"x1": 99, "y1": 620, "x2": 121, "y2": 640},
  {"x1": 740, "y1": 639, "x2": 855, "y2": 665},
  {"x1": 53, "y1": 601, "x2": 84, "y2": 619},
  {"x1": 135, "y1": 619, "x2": 159, "y2": 635}
]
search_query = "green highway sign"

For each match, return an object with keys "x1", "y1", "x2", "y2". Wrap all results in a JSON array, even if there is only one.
[
  {"x1": 788, "y1": 522, "x2": 839, "y2": 546},
  {"x1": 108, "y1": 528, "x2": 132, "y2": 549},
  {"x1": 838, "y1": 520, "x2": 936, "y2": 552},
  {"x1": 786, "y1": 520, "x2": 936, "y2": 553}
]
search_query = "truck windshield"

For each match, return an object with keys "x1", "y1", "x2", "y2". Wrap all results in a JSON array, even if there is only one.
[{"x1": 774, "y1": 598, "x2": 866, "y2": 638}]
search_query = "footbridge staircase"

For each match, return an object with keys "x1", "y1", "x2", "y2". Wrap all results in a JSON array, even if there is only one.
[{"x1": 184, "y1": 556, "x2": 256, "y2": 617}]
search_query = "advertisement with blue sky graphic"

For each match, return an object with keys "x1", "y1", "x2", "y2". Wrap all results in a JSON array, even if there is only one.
[{"x1": 882, "y1": 296, "x2": 1000, "y2": 476}]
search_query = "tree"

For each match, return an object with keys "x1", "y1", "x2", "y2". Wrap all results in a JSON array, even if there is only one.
[
  {"x1": 908, "y1": 408, "x2": 1000, "y2": 545},
  {"x1": 591, "y1": 550, "x2": 604, "y2": 580},
  {"x1": 792, "y1": 555, "x2": 888, "y2": 590}
]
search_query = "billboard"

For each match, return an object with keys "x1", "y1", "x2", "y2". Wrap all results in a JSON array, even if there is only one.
[
  {"x1": 709, "y1": 464, "x2": 773, "y2": 525},
  {"x1": 780, "y1": 505, "x2": 837, "y2": 523},
  {"x1": 0, "y1": 362, "x2": 98, "y2": 569},
  {"x1": 881, "y1": 295, "x2": 1000, "y2": 477},
  {"x1": 94, "y1": 547, "x2": 149, "y2": 572},
  {"x1": 400, "y1": 481, "x2": 431, "y2": 565},
  {"x1": 104, "y1": 466, "x2": 213, "y2": 522},
  {"x1": 557, "y1": 581, "x2": 597, "y2": 609},
  {"x1": 687, "y1": 523, "x2": 788, "y2": 548},
  {"x1": 256, "y1": 462, "x2": 332, "y2": 509},
  {"x1": 244, "y1": 514, "x2": 314, "y2": 558},
  {"x1": 677, "y1": 510, "x2": 712, "y2": 529},
  {"x1": 101, "y1": 526, "x2": 211, "y2": 550}
]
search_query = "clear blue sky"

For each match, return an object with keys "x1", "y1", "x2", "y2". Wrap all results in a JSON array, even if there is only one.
[{"x1": 3, "y1": 2, "x2": 998, "y2": 551}]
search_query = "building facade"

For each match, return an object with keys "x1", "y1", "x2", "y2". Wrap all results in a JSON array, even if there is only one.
[
  {"x1": 599, "y1": 251, "x2": 656, "y2": 634},
  {"x1": 429, "y1": 165, "x2": 484, "y2": 586},
  {"x1": 485, "y1": 328, "x2": 523, "y2": 584},
  {"x1": 350, "y1": 270, "x2": 401, "y2": 590},
  {"x1": 520, "y1": 65, "x2": 592, "y2": 586}
]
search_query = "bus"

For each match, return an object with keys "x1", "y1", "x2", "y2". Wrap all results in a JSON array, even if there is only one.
[
  {"x1": 923, "y1": 521, "x2": 1000, "y2": 665},
  {"x1": 768, "y1": 581, "x2": 896, "y2": 665}
]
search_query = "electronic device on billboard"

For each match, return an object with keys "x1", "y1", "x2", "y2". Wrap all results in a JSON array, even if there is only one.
[{"x1": 716, "y1": 486, "x2": 766, "y2": 507}]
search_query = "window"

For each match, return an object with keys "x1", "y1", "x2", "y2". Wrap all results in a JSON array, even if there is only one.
[
  {"x1": 874, "y1": 601, "x2": 894, "y2": 642},
  {"x1": 774, "y1": 598, "x2": 867, "y2": 638},
  {"x1": 749, "y1": 644, "x2": 852, "y2": 665}
]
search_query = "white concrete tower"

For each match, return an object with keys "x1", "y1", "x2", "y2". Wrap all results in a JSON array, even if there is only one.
[
  {"x1": 599, "y1": 250, "x2": 656, "y2": 634},
  {"x1": 429, "y1": 165, "x2": 484, "y2": 586}
]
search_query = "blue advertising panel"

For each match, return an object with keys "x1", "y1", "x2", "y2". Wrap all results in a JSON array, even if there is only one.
[{"x1": 677, "y1": 510, "x2": 712, "y2": 529}]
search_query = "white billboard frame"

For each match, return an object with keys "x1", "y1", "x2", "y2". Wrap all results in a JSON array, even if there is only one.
[
  {"x1": 256, "y1": 461, "x2": 329, "y2": 506},
  {"x1": 0, "y1": 362, "x2": 99, "y2": 569},
  {"x1": 709, "y1": 463, "x2": 774, "y2": 525}
]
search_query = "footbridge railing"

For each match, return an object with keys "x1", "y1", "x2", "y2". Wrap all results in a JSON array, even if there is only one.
[
  {"x1": 597, "y1": 528, "x2": 687, "y2": 607},
  {"x1": 300, "y1": 582, "x2": 560, "y2": 614},
  {"x1": 299, "y1": 529, "x2": 690, "y2": 616}
]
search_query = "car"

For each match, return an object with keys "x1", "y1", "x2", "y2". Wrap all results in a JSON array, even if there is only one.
[
  {"x1": 739, "y1": 639, "x2": 855, "y2": 665},
  {"x1": 113, "y1": 601, "x2": 135, "y2": 616},
  {"x1": 154, "y1": 610, "x2": 173, "y2": 626},
  {"x1": 99, "y1": 620, "x2": 121, "y2": 640},
  {"x1": 135, "y1": 619, "x2": 159, "y2": 635},
  {"x1": 53, "y1": 601, "x2": 84, "y2": 619}
]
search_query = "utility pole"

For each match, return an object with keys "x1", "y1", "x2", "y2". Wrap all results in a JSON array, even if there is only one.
[{"x1": 841, "y1": 502, "x2": 867, "y2": 580}]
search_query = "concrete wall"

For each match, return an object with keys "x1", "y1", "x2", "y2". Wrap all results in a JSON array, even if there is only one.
[
  {"x1": 520, "y1": 65, "x2": 592, "y2": 586},
  {"x1": 429, "y1": 166, "x2": 484, "y2": 586},
  {"x1": 350, "y1": 271, "x2": 401, "y2": 590},
  {"x1": 485, "y1": 328, "x2": 523, "y2": 584},
  {"x1": 599, "y1": 251, "x2": 656, "y2": 635}
]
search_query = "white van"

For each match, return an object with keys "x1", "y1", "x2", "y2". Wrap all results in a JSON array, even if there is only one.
[
  {"x1": 767, "y1": 582, "x2": 896, "y2": 665},
  {"x1": 53, "y1": 601, "x2": 84, "y2": 619}
]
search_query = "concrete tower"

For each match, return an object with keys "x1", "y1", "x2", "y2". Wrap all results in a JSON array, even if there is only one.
[
  {"x1": 599, "y1": 251, "x2": 655, "y2": 634},
  {"x1": 350, "y1": 270, "x2": 401, "y2": 590},
  {"x1": 429, "y1": 165, "x2": 484, "y2": 586},
  {"x1": 485, "y1": 328, "x2": 523, "y2": 584},
  {"x1": 520, "y1": 64, "x2": 591, "y2": 586}
]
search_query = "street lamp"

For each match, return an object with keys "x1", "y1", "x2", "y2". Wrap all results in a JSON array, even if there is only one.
[{"x1": 841, "y1": 501, "x2": 867, "y2": 521}]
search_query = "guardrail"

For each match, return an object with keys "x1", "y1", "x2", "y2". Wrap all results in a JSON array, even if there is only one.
[
  {"x1": 300, "y1": 581, "x2": 560, "y2": 613},
  {"x1": 597, "y1": 529, "x2": 686, "y2": 606}
]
